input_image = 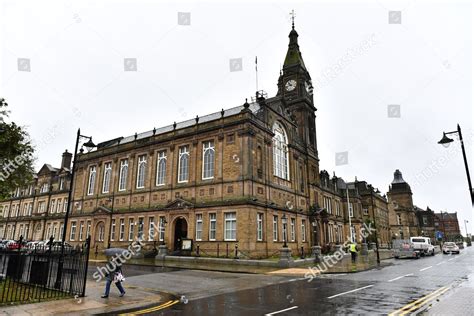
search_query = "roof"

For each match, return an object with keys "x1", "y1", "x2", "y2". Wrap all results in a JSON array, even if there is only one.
[{"x1": 96, "y1": 102, "x2": 261, "y2": 150}]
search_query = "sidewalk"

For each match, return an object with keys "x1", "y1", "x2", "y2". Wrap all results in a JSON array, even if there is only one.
[{"x1": 0, "y1": 278, "x2": 171, "y2": 315}]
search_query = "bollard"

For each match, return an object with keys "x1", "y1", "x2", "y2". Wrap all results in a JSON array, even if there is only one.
[
  {"x1": 234, "y1": 244, "x2": 239, "y2": 259},
  {"x1": 217, "y1": 244, "x2": 220, "y2": 258},
  {"x1": 196, "y1": 245, "x2": 200, "y2": 257},
  {"x1": 300, "y1": 246, "x2": 305, "y2": 259},
  {"x1": 226, "y1": 243, "x2": 229, "y2": 258},
  {"x1": 95, "y1": 245, "x2": 98, "y2": 258}
]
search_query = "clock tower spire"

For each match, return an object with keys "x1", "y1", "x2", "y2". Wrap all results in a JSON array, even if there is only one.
[{"x1": 276, "y1": 15, "x2": 317, "y2": 155}]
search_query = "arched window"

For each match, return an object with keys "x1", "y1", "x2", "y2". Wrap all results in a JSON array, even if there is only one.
[
  {"x1": 272, "y1": 122, "x2": 289, "y2": 180},
  {"x1": 202, "y1": 141, "x2": 215, "y2": 179},
  {"x1": 136, "y1": 155, "x2": 147, "y2": 188},
  {"x1": 178, "y1": 146, "x2": 190, "y2": 183},
  {"x1": 156, "y1": 151, "x2": 167, "y2": 186}
]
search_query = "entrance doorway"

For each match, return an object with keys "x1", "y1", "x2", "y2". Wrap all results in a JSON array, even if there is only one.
[{"x1": 174, "y1": 218, "x2": 188, "y2": 251}]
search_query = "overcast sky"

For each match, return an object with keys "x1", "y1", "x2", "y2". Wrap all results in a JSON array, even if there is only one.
[{"x1": 1, "y1": 0, "x2": 472, "y2": 233}]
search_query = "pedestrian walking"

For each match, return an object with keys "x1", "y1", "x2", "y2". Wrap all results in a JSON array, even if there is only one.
[
  {"x1": 350, "y1": 242, "x2": 358, "y2": 263},
  {"x1": 101, "y1": 259, "x2": 126, "y2": 298}
]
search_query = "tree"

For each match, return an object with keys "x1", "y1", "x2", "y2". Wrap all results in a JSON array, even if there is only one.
[{"x1": 0, "y1": 98, "x2": 35, "y2": 199}]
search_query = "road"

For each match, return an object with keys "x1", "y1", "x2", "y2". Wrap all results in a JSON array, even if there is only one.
[{"x1": 130, "y1": 246, "x2": 473, "y2": 315}]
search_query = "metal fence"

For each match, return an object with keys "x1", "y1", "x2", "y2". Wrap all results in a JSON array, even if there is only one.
[{"x1": 0, "y1": 236, "x2": 91, "y2": 305}]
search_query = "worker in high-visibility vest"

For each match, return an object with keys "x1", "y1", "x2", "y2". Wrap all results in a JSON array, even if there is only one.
[{"x1": 349, "y1": 242, "x2": 358, "y2": 263}]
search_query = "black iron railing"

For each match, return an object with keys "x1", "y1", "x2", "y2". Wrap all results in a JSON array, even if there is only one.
[{"x1": 0, "y1": 236, "x2": 91, "y2": 305}]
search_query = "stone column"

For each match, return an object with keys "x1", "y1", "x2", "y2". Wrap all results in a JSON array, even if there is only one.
[
  {"x1": 156, "y1": 244, "x2": 168, "y2": 259},
  {"x1": 361, "y1": 243, "x2": 368, "y2": 255},
  {"x1": 311, "y1": 245, "x2": 322, "y2": 263},
  {"x1": 278, "y1": 247, "x2": 293, "y2": 268}
]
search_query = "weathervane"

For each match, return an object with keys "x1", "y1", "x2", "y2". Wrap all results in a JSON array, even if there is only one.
[{"x1": 290, "y1": 9, "x2": 295, "y2": 29}]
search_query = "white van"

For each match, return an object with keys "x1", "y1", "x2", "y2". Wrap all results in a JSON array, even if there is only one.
[{"x1": 410, "y1": 237, "x2": 435, "y2": 256}]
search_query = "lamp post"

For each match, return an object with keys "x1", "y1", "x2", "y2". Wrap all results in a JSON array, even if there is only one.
[
  {"x1": 464, "y1": 220, "x2": 469, "y2": 237},
  {"x1": 369, "y1": 185, "x2": 381, "y2": 265},
  {"x1": 106, "y1": 195, "x2": 115, "y2": 249},
  {"x1": 438, "y1": 124, "x2": 474, "y2": 206},
  {"x1": 55, "y1": 128, "x2": 96, "y2": 289},
  {"x1": 282, "y1": 214, "x2": 288, "y2": 248}
]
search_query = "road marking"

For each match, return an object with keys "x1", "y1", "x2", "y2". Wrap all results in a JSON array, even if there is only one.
[
  {"x1": 436, "y1": 261, "x2": 445, "y2": 265},
  {"x1": 388, "y1": 286, "x2": 448, "y2": 316},
  {"x1": 265, "y1": 306, "x2": 298, "y2": 315},
  {"x1": 448, "y1": 257, "x2": 455, "y2": 261},
  {"x1": 419, "y1": 266, "x2": 432, "y2": 271},
  {"x1": 388, "y1": 273, "x2": 413, "y2": 282},
  {"x1": 399, "y1": 287, "x2": 449, "y2": 315},
  {"x1": 327, "y1": 285, "x2": 374, "y2": 299},
  {"x1": 120, "y1": 299, "x2": 180, "y2": 315}
]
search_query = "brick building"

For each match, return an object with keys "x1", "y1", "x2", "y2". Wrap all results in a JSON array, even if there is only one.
[
  {"x1": 434, "y1": 212, "x2": 461, "y2": 241},
  {"x1": 415, "y1": 206, "x2": 436, "y2": 240},
  {"x1": 0, "y1": 151, "x2": 72, "y2": 241}
]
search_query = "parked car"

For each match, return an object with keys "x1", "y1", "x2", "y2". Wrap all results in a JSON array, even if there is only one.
[
  {"x1": 0, "y1": 240, "x2": 9, "y2": 250},
  {"x1": 410, "y1": 237, "x2": 435, "y2": 256},
  {"x1": 442, "y1": 242, "x2": 460, "y2": 254},
  {"x1": 393, "y1": 240, "x2": 421, "y2": 259}
]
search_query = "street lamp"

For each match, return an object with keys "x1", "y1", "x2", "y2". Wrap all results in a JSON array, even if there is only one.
[
  {"x1": 464, "y1": 220, "x2": 469, "y2": 237},
  {"x1": 106, "y1": 196, "x2": 115, "y2": 249},
  {"x1": 438, "y1": 124, "x2": 474, "y2": 205},
  {"x1": 282, "y1": 214, "x2": 288, "y2": 248},
  {"x1": 55, "y1": 128, "x2": 96, "y2": 289}
]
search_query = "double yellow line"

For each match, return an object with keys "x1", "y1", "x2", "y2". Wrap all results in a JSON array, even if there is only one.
[
  {"x1": 389, "y1": 286, "x2": 450, "y2": 315},
  {"x1": 120, "y1": 299, "x2": 180, "y2": 316}
]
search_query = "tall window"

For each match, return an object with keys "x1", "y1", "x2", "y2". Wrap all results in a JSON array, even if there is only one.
[
  {"x1": 111, "y1": 219, "x2": 116, "y2": 241},
  {"x1": 335, "y1": 201, "x2": 341, "y2": 216},
  {"x1": 195, "y1": 214, "x2": 203, "y2": 241},
  {"x1": 272, "y1": 122, "x2": 289, "y2": 180},
  {"x1": 301, "y1": 219, "x2": 306, "y2": 242},
  {"x1": 79, "y1": 221, "x2": 84, "y2": 241},
  {"x1": 202, "y1": 141, "x2": 215, "y2": 179},
  {"x1": 156, "y1": 151, "x2": 167, "y2": 186},
  {"x1": 148, "y1": 217, "x2": 155, "y2": 241},
  {"x1": 159, "y1": 217, "x2": 165, "y2": 241},
  {"x1": 50, "y1": 200, "x2": 56, "y2": 214},
  {"x1": 136, "y1": 155, "x2": 147, "y2": 188},
  {"x1": 138, "y1": 217, "x2": 144, "y2": 240},
  {"x1": 63, "y1": 198, "x2": 68, "y2": 213},
  {"x1": 87, "y1": 166, "x2": 96, "y2": 195},
  {"x1": 59, "y1": 225, "x2": 63, "y2": 241},
  {"x1": 119, "y1": 159, "x2": 128, "y2": 191},
  {"x1": 28, "y1": 203, "x2": 32, "y2": 216},
  {"x1": 56, "y1": 199, "x2": 62, "y2": 213},
  {"x1": 86, "y1": 220, "x2": 91, "y2": 238},
  {"x1": 178, "y1": 146, "x2": 190, "y2": 183},
  {"x1": 257, "y1": 213, "x2": 263, "y2": 241},
  {"x1": 397, "y1": 214, "x2": 402, "y2": 225},
  {"x1": 70, "y1": 221, "x2": 77, "y2": 241},
  {"x1": 102, "y1": 162, "x2": 112, "y2": 193},
  {"x1": 224, "y1": 212, "x2": 236, "y2": 241},
  {"x1": 98, "y1": 224, "x2": 105, "y2": 241},
  {"x1": 349, "y1": 203, "x2": 354, "y2": 218},
  {"x1": 59, "y1": 177, "x2": 65, "y2": 190},
  {"x1": 273, "y1": 215, "x2": 278, "y2": 241},
  {"x1": 128, "y1": 218, "x2": 135, "y2": 241},
  {"x1": 209, "y1": 213, "x2": 216, "y2": 241},
  {"x1": 119, "y1": 219, "x2": 125, "y2": 241},
  {"x1": 363, "y1": 208, "x2": 369, "y2": 215},
  {"x1": 290, "y1": 218, "x2": 296, "y2": 242}
]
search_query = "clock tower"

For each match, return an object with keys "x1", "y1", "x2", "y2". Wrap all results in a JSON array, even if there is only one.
[{"x1": 276, "y1": 22, "x2": 317, "y2": 155}]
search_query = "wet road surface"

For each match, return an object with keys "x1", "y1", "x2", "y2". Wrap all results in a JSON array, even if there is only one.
[{"x1": 151, "y1": 247, "x2": 474, "y2": 315}]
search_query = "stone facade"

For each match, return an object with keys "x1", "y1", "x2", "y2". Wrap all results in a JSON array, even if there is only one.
[
  {"x1": 0, "y1": 151, "x2": 72, "y2": 241},
  {"x1": 387, "y1": 170, "x2": 420, "y2": 240},
  {"x1": 1, "y1": 25, "x2": 419, "y2": 258}
]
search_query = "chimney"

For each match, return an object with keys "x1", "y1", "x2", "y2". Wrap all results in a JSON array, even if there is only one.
[{"x1": 61, "y1": 150, "x2": 72, "y2": 169}]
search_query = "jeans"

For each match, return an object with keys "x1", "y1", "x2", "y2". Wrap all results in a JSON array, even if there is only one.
[{"x1": 104, "y1": 278, "x2": 125, "y2": 296}]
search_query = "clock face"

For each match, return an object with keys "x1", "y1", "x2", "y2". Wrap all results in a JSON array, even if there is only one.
[
  {"x1": 285, "y1": 79, "x2": 297, "y2": 92},
  {"x1": 305, "y1": 80, "x2": 313, "y2": 93}
]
